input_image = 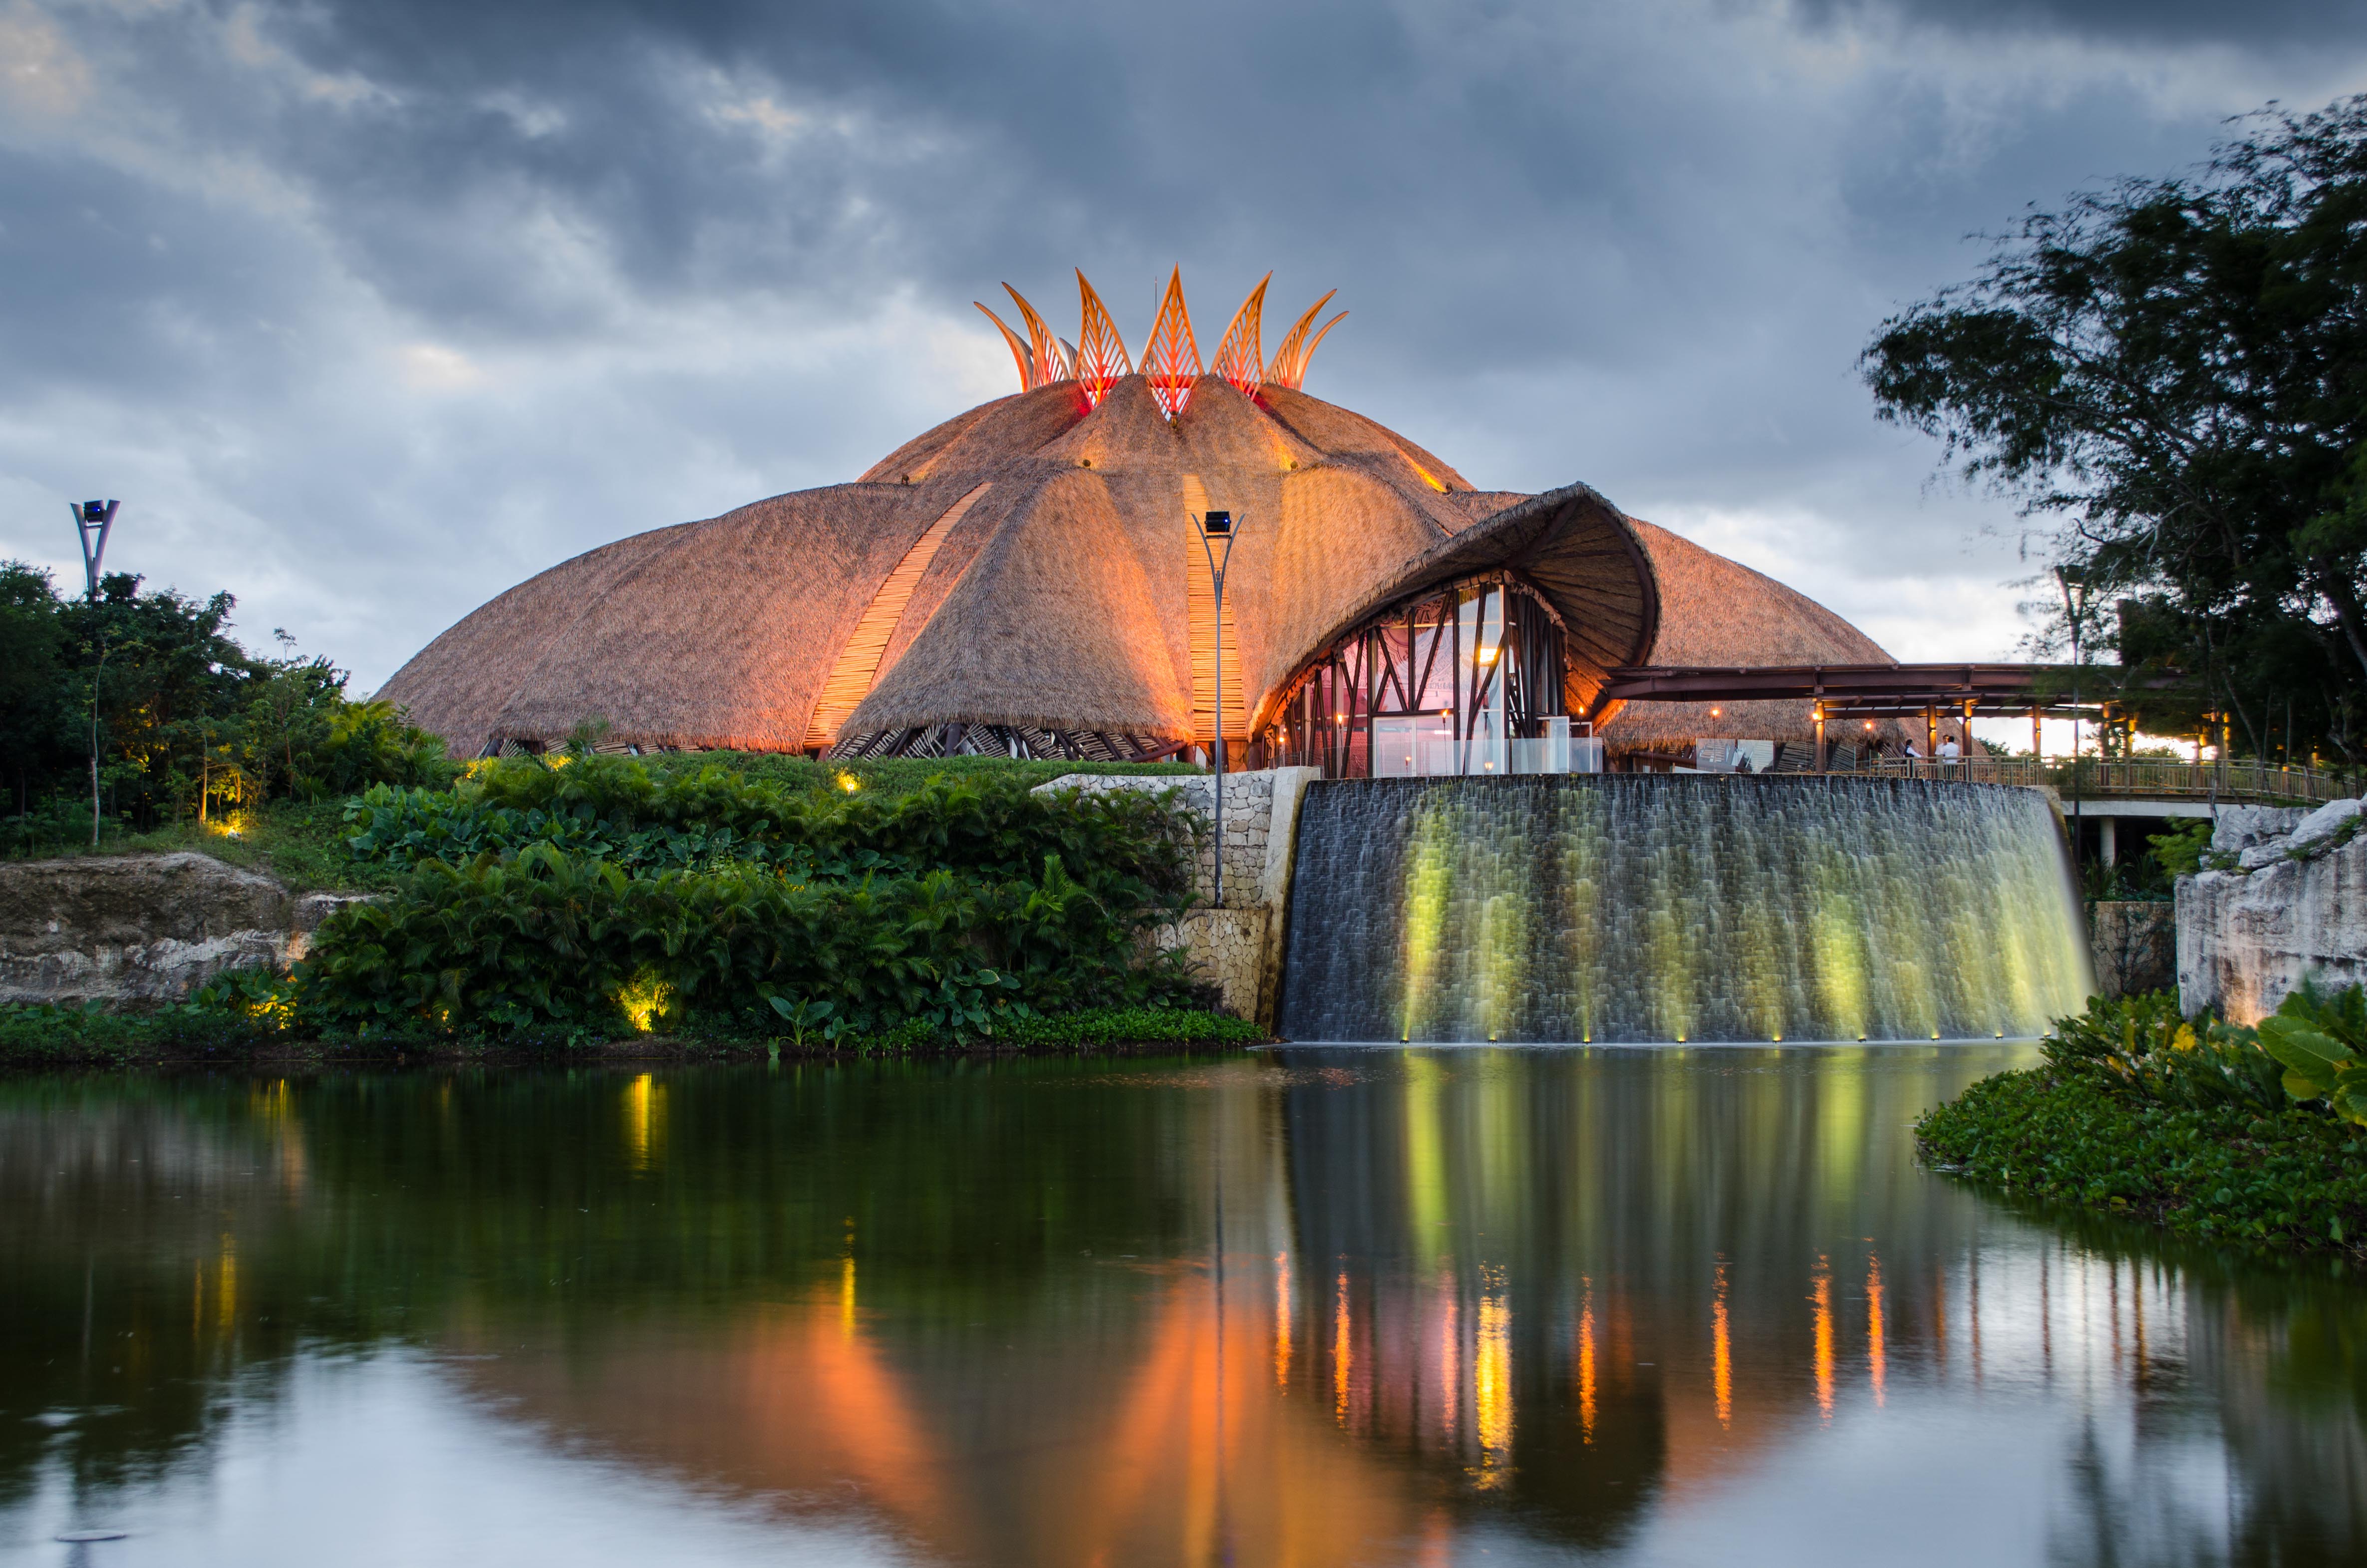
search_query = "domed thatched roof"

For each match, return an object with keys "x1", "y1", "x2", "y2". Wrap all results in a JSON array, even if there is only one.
[{"x1": 376, "y1": 273, "x2": 1893, "y2": 762}]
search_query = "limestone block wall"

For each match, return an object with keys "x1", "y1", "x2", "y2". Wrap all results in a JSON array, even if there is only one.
[
  {"x1": 1040, "y1": 769, "x2": 1320, "y2": 1024},
  {"x1": 0, "y1": 853, "x2": 365, "y2": 1005},
  {"x1": 2178, "y1": 800, "x2": 2367, "y2": 1023}
]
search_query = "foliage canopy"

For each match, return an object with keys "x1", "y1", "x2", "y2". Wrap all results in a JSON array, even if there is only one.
[{"x1": 1863, "y1": 96, "x2": 2367, "y2": 759}]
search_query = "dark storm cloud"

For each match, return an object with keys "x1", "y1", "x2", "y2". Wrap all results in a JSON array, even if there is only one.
[
  {"x1": 1795, "y1": 0, "x2": 2367, "y2": 48},
  {"x1": 1, "y1": 0, "x2": 2364, "y2": 687}
]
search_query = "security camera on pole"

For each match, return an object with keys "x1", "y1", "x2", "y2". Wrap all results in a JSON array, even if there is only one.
[
  {"x1": 1193, "y1": 509, "x2": 1244, "y2": 907},
  {"x1": 72, "y1": 499, "x2": 119, "y2": 848}
]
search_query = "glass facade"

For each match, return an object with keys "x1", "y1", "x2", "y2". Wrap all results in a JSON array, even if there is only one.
[{"x1": 1266, "y1": 576, "x2": 1603, "y2": 777}]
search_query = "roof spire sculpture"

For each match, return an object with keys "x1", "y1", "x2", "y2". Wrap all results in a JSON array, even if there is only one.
[
  {"x1": 1073, "y1": 271, "x2": 1133, "y2": 409},
  {"x1": 976, "y1": 272, "x2": 1345, "y2": 408},
  {"x1": 1140, "y1": 268, "x2": 1203, "y2": 419},
  {"x1": 1210, "y1": 273, "x2": 1270, "y2": 399},
  {"x1": 1267, "y1": 291, "x2": 1346, "y2": 391}
]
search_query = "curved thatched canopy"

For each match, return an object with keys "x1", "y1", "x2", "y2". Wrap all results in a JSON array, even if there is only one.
[
  {"x1": 376, "y1": 339, "x2": 1900, "y2": 764},
  {"x1": 1250, "y1": 484, "x2": 1659, "y2": 731},
  {"x1": 1597, "y1": 520, "x2": 1908, "y2": 752}
]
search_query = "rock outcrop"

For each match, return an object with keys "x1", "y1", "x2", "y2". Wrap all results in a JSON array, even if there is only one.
[
  {"x1": 0, "y1": 854, "x2": 365, "y2": 1005},
  {"x1": 2178, "y1": 802, "x2": 2367, "y2": 1024}
]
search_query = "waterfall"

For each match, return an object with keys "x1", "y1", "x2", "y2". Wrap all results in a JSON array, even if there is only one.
[{"x1": 1278, "y1": 776, "x2": 2092, "y2": 1043}]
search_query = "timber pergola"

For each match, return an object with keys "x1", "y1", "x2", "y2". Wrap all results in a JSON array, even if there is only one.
[
  {"x1": 1595, "y1": 661, "x2": 2212, "y2": 766},
  {"x1": 1593, "y1": 662, "x2": 2194, "y2": 716}
]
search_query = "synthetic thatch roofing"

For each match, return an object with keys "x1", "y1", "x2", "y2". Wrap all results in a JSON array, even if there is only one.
[
  {"x1": 376, "y1": 368, "x2": 1897, "y2": 762},
  {"x1": 1597, "y1": 519, "x2": 1907, "y2": 751}
]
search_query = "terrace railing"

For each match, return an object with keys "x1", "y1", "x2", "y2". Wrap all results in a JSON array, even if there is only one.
[{"x1": 1852, "y1": 755, "x2": 2351, "y2": 805}]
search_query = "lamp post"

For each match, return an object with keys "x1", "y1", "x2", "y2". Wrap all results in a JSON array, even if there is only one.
[
  {"x1": 71, "y1": 500, "x2": 119, "y2": 849},
  {"x1": 2057, "y1": 563, "x2": 2088, "y2": 875},
  {"x1": 1194, "y1": 510, "x2": 1243, "y2": 907}
]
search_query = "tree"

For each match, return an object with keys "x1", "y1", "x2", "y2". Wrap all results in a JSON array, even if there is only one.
[
  {"x1": 1, "y1": 561, "x2": 456, "y2": 847},
  {"x1": 1862, "y1": 96, "x2": 2367, "y2": 760}
]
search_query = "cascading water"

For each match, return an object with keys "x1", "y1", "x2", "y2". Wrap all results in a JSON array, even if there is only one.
[{"x1": 1279, "y1": 776, "x2": 2092, "y2": 1043}]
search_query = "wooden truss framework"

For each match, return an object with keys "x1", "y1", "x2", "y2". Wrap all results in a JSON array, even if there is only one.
[
  {"x1": 830, "y1": 722, "x2": 1190, "y2": 764},
  {"x1": 976, "y1": 271, "x2": 1348, "y2": 401},
  {"x1": 1073, "y1": 271, "x2": 1134, "y2": 408},
  {"x1": 1210, "y1": 273, "x2": 1269, "y2": 398},
  {"x1": 1266, "y1": 575, "x2": 1568, "y2": 777},
  {"x1": 1266, "y1": 291, "x2": 1345, "y2": 390},
  {"x1": 1140, "y1": 268, "x2": 1204, "y2": 419}
]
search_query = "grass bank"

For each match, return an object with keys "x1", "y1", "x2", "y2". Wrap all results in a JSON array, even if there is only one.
[
  {"x1": 0, "y1": 1001, "x2": 1267, "y2": 1070},
  {"x1": 1918, "y1": 989, "x2": 2367, "y2": 1261}
]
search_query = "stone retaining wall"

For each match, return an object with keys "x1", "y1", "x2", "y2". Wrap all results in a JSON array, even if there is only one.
[
  {"x1": 1040, "y1": 769, "x2": 1319, "y2": 1023},
  {"x1": 2090, "y1": 901, "x2": 2175, "y2": 999},
  {"x1": 0, "y1": 853, "x2": 365, "y2": 1005}
]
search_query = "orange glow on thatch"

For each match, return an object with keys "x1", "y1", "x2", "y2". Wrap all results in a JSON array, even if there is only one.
[
  {"x1": 1142, "y1": 268, "x2": 1204, "y2": 419},
  {"x1": 1183, "y1": 475, "x2": 1243, "y2": 747},
  {"x1": 1074, "y1": 271, "x2": 1134, "y2": 408},
  {"x1": 805, "y1": 485, "x2": 990, "y2": 747},
  {"x1": 1211, "y1": 273, "x2": 1270, "y2": 398}
]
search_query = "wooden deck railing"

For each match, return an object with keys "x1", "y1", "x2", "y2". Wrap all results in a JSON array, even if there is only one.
[{"x1": 1851, "y1": 756, "x2": 2350, "y2": 805}]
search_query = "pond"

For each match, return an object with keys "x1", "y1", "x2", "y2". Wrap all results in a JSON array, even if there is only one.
[{"x1": 1, "y1": 1047, "x2": 2362, "y2": 1567}]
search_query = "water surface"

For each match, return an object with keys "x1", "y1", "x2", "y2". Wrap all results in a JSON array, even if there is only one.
[{"x1": 2, "y1": 1048, "x2": 2362, "y2": 1566}]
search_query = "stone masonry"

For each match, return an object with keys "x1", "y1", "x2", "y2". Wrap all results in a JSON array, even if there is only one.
[{"x1": 1038, "y1": 769, "x2": 1320, "y2": 1024}]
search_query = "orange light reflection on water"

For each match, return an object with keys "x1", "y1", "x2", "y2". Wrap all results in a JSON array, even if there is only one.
[
  {"x1": 1577, "y1": 1276, "x2": 1596, "y2": 1444},
  {"x1": 1712, "y1": 1258, "x2": 1732, "y2": 1429},
  {"x1": 1813, "y1": 1255, "x2": 1834, "y2": 1419}
]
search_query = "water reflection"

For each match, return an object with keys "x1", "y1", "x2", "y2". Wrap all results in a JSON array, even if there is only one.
[{"x1": 0, "y1": 1051, "x2": 2362, "y2": 1566}]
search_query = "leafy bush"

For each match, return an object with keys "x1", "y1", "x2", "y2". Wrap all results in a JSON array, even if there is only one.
[
  {"x1": 343, "y1": 758, "x2": 1196, "y2": 890},
  {"x1": 1918, "y1": 1068, "x2": 2367, "y2": 1253},
  {"x1": 2148, "y1": 819, "x2": 2215, "y2": 877},
  {"x1": 2256, "y1": 980, "x2": 2367, "y2": 1127},
  {"x1": 2042, "y1": 985, "x2": 2367, "y2": 1129},
  {"x1": 291, "y1": 838, "x2": 1195, "y2": 1039},
  {"x1": 2042, "y1": 991, "x2": 2288, "y2": 1118}
]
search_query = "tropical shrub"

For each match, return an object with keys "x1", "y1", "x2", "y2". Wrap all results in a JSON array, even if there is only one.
[
  {"x1": 2255, "y1": 981, "x2": 2367, "y2": 1127},
  {"x1": 342, "y1": 758, "x2": 1197, "y2": 892},
  {"x1": 290, "y1": 841, "x2": 1195, "y2": 1039},
  {"x1": 2041, "y1": 991, "x2": 2289, "y2": 1118},
  {"x1": 2041, "y1": 984, "x2": 2367, "y2": 1128}
]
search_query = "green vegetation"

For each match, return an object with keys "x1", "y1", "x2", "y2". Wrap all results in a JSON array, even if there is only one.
[
  {"x1": 4, "y1": 752, "x2": 1248, "y2": 1061},
  {"x1": 1919, "y1": 987, "x2": 2367, "y2": 1254},
  {"x1": 1864, "y1": 95, "x2": 2367, "y2": 760},
  {"x1": 2, "y1": 561, "x2": 451, "y2": 855}
]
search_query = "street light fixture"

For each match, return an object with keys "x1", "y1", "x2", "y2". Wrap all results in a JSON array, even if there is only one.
[
  {"x1": 72, "y1": 500, "x2": 119, "y2": 597},
  {"x1": 70, "y1": 500, "x2": 121, "y2": 848},
  {"x1": 2057, "y1": 563, "x2": 2089, "y2": 872},
  {"x1": 1195, "y1": 509, "x2": 1242, "y2": 907}
]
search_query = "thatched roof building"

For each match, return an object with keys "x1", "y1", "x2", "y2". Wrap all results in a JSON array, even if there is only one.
[{"x1": 378, "y1": 272, "x2": 1898, "y2": 768}]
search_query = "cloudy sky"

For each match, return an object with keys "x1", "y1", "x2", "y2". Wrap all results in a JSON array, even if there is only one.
[{"x1": 3, "y1": 0, "x2": 2365, "y2": 693}]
